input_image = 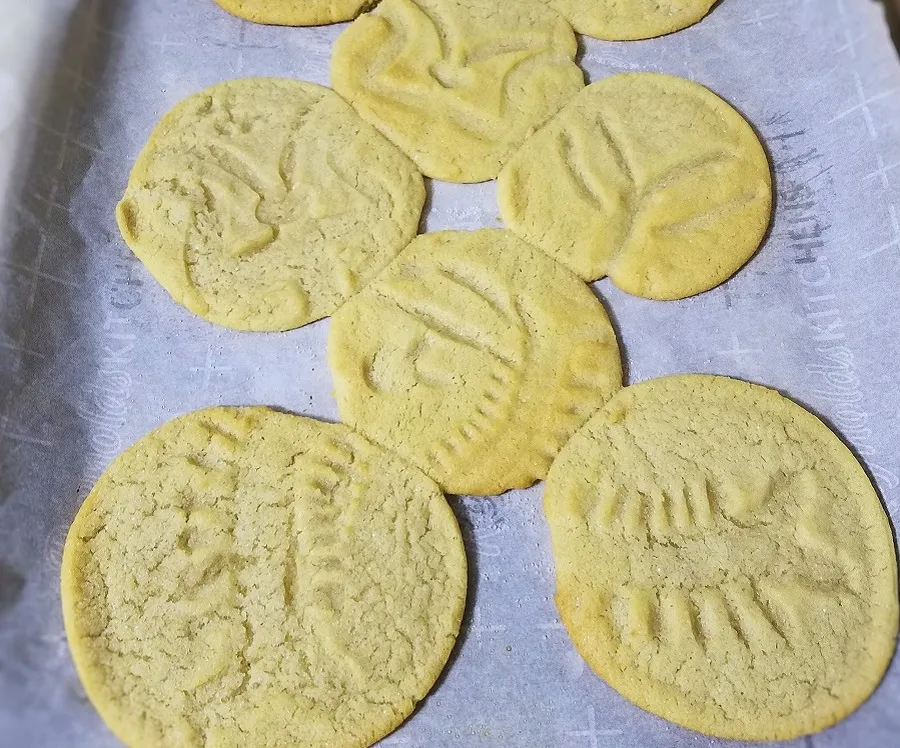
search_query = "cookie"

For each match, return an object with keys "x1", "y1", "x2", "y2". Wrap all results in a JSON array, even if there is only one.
[
  {"x1": 544, "y1": 0, "x2": 716, "y2": 40},
  {"x1": 330, "y1": 0, "x2": 585, "y2": 183},
  {"x1": 116, "y1": 79, "x2": 424, "y2": 331},
  {"x1": 213, "y1": 0, "x2": 373, "y2": 25},
  {"x1": 328, "y1": 229, "x2": 622, "y2": 496},
  {"x1": 544, "y1": 375, "x2": 898, "y2": 740},
  {"x1": 61, "y1": 407, "x2": 467, "y2": 748},
  {"x1": 498, "y1": 73, "x2": 772, "y2": 300}
]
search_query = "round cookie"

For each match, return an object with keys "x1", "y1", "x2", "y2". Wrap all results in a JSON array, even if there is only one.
[
  {"x1": 544, "y1": 0, "x2": 716, "y2": 40},
  {"x1": 213, "y1": 0, "x2": 373, "y2": 26},
  {"x1": 61, "y1": 407, "x2": 467, "y2": 748},
  {"x1": 330, "y1": 0, "x2": 585, "y2": 183},
  {"x1": 328, "y1": 229, "x2": 623, "y2": 496},
  {"x1": 544, "y1": 375, "x2": 898, "y2": 740},
  {"x1": 498, "y1": 73, "x2": 772, "y2": 300},
  {"x1": 116, "y1": 79, "x2": 425, "y2": 331}
]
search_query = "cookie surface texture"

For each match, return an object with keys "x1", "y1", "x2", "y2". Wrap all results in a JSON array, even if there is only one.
[
  {"x1": 544, "y1": 375, "x2": 898, "y2": 740},
  {"x1": 330, "y1": 0, "x2": 585, "y2": 182},
  {"x1": 61, "y1": 407, "x2": 467, "y2": 748},
  {"x1": 213, "y1": 0, "x2": 373, "y2": 25},
  {"x1": 328, "y1": 229, "x2": 623, "y2": 496},
  {"x1": 116, "y1": 79, "x2": 425, "y2": 331},
  {"x1": 498, "y1": 73, "x2": 772, "y2": 299},
  {"x1": 545, "y1": 0, "x2": 716, "y2": 40}
]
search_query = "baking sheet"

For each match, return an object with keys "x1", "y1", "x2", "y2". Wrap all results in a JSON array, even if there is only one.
[{"x1": 2, "y1": 0, "x2": 900, "y2": 745}]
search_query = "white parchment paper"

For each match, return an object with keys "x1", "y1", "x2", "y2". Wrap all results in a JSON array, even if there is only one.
[{"x1": 1, "y1": 0, "x2": 900, "y2": 745}]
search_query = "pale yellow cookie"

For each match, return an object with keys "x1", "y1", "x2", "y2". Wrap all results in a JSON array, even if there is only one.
[
  {"x1": 61, "y1": 407, "x2": 467, "y2": 748},
  {"x1": 116, "y1": 79, "x2": 424, "y2": 331},
  {"x1": 544, "y1": 375, "x2": 898, "y2": 740},
  {"x1": 213, "y1": 0, "x2": 373, "y2": 26},
  {"x1": 498, "y1": 73, "x2": 772, "y2": 300},
  {"x1": 328, "y1": 229, "x2": 622, "y2": 496},
  {"x1": 544, "y1": 0, "x2": 716, "y2": 40},
  {"x1": 330, "y1": 0, "x2": 585, "y2": 182}
]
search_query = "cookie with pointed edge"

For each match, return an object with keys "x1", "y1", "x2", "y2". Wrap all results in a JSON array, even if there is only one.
[
  {"x1": 213, "y1": 0, "x2": 374, "y2": 26},
  {"x1": 328, "y1": 229, "x2": 622, "y2": 496},
  {"x1": 498, "y1": 73, "x2": 772, "y2": 300},
  {"x1": 62, "y1": 407, "x2": 467, "y2": 748},
  {"x1": 116, "y1": 79, "x2": 424, "y2": 331},
  {"x1": 544, "y1": 0, "x2": 716, "y2": 40},
  {"x1": 544, "y1": 375, "x2": 898, "y2": 740},
  {"x1": 330, "y1": 0, "x2": 585, "y2": 183}
]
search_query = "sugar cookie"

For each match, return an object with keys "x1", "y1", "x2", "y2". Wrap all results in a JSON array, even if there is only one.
[
  {"x1": 62, "y1": 407, "x2": 467, "y2": 748},
  {"x1": 213, "y1": 0, "x2": 373, "y2": 26},
  {"x1": 498, "y1": 73, "x2": 772, "y2": 300},
  {"x1": 117, "y1": 79, "x2": 424, "y2": 331},
  {"x1": 331, "y1": 0, "x2": 585, "y2": 182},
  {"x1": 328, "y1": 229, "x2": 622, "y2": 496},
  {"x1": 544, "y1": 375, "x2": 898, "y2": 740},
  {"x1": 544, "y1": 0, "x2": 716, "y2": 40}
]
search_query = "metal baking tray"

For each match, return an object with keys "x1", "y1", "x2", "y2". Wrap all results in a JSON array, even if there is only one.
[{"x1": 2, "y1": 0, "x2": 900, "y2": 745}]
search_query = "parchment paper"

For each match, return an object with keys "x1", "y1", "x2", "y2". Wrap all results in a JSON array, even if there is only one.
[{"x1": 2, "y1": 1, "x2": 900, "y2": 745}]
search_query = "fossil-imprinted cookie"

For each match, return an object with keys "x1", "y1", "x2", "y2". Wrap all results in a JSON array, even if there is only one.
[
  {"x1": 328, "y1": 229, "x2": 623, "y2": 496},
  {"x1": 544, "y1": 375, "x2": 898, "y2": 740},
  {"x1": 331, "y1": 0, "x2": 585, "y2": 182},
  {"x1": 61, "y1": 407, "x2": 467, "y2": 748},
  {"x1": 213, "y1": 0, "x2": 374, "y2": 26},
  {"x1": 498, "y1": 73, "x2": 772, "y2": 300},
  {"x1": 542, "y1": 0, "x2": 716, "y2": 40},
  {"x1": 116, "y1": 79, "x2": 424, "y2": 331}
]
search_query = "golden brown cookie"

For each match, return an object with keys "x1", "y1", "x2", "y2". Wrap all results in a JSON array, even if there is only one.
[
  {"x1": 328, "y1": 229, "x2": 622, "y2": 496},
  {"x1": 544, "y1": 375, "x2": 898, "y2": 740},
  {"x1": 498, "y1": 73, "x2": 772, "y2": 300},
  {"x1": 330, "y1": 0, "x2": 585, "y2": 182},
  {"x1": 62, "y1": 407, "x2": 467, "y2": 748},
  {"x1": 116, "y1": 79, "x2": 424, "y2": 331}
]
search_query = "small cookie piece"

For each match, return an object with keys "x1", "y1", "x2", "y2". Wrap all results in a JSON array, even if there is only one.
[
  {"x1": 498, "y1": 73, "x2": 772, "y2": 300},
  {"x1": 543, "y1": 0, "x2": 716, "y2": 40},
  {"x1": 544, "y1": 375, "x2": 898, "y2": 740},
  {"x1": 116, "y1": 79, "x2": 424, "y2": 331},
  {"x1": 328, "y1": 229, "x2": 622, "y2": 496},
  {"x1": 213, "y1": 0, "x2": 373, "y2": 26},
  {"x1": 330, "y1": 0, "x2": 585, "y2": 182},
  {"x1": 62, "y1": 407, "x2": 467, "y2": 748}
]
